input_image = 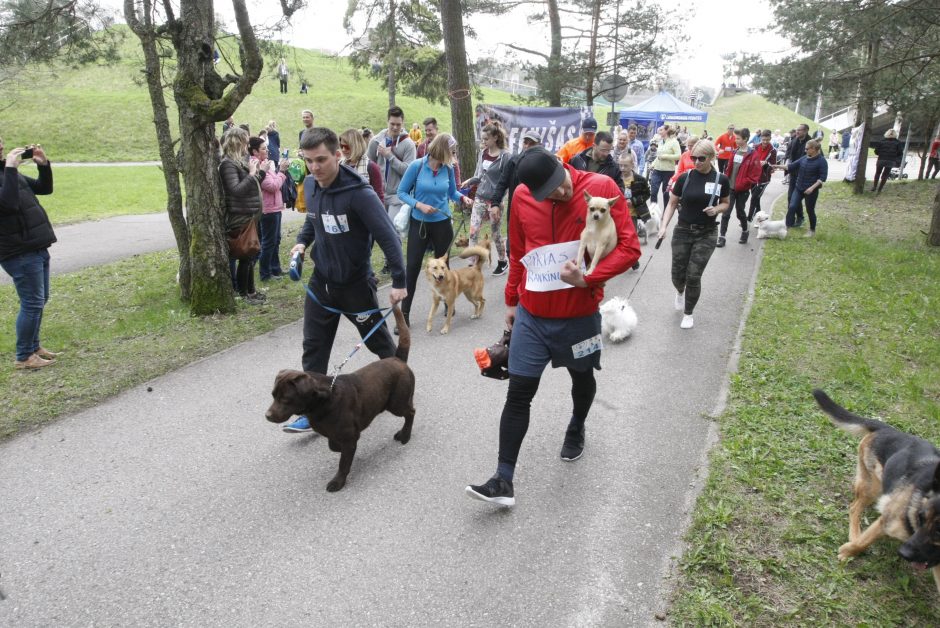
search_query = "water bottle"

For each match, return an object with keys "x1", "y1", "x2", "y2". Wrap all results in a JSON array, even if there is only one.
[{"x1": 289, "y1": 250, "x2": 304, "y2": 281}]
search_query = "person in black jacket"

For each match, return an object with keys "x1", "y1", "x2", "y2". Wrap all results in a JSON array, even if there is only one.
[
  {"x1": 569, "y1": 131, "x2": 625, "y2": 193},
  {"x1": 871, "y1": 128, "x2": 903, "y2": 193},
  {"x1": 0, "y1": 139, "x2": 60, "y2": 369},
  {"x1": 785, "y1": 124, "x2": 809, "y2": 226},
  {"x1": 487, "y1": 131, "x2": 544, "y2": 228}
]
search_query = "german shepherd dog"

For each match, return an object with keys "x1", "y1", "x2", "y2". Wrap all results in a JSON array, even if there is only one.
[
  {"x1": 814, "y1": 389, "x2": 940, "y2": 592},
  {"x1": 425, "y1": 239, "x2": 490, "y2": 335},
  {"x1": 265, "y1": 307, "x2": 415, "y2": 492}
]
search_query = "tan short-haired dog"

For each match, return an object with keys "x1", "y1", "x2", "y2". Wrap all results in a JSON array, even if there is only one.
[
  {"x1": 577, "y1": 191, "x2": 619, "y2": 276},
  {"x1": 425, "y1": 239, "x2": 490, "y2": 335}
]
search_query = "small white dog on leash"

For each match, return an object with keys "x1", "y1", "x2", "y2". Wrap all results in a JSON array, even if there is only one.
[
  {"x1": 644, "y1": 204, "x2": 662, "y2": 242},
  {"x1": 599, "y1": 296, "x2": 638, "y2": 343},
  {"x1": 754, "y1": 210, "x2": 788, "y2": 239}
]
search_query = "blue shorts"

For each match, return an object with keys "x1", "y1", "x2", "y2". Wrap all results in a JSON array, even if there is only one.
[{"x1": 508, "y1": 304, "x2": 602, "y2": 378}]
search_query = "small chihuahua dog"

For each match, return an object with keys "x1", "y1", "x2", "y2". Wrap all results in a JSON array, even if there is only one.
[{"x1": 577, "y1": 191, "x2": 619, "y2": 276}]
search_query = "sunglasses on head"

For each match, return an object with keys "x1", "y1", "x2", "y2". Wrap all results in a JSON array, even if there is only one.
[{"x1": 691, "y1": 155, "x2": 709, "y2": 163}]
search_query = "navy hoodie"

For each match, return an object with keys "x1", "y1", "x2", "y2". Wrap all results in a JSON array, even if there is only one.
[{"x1": 297, "y1": 164, "x2": 405, "y2": 289}]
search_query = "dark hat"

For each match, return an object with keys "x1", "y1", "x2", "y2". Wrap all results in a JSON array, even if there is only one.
[
  {"x1": 522, "y1": 130, "x2": 542, "y2": 143},
  {"x1": 581, "y1": 117, "x2": 598, "y2": 132},
  {"x1": 517, "y1": 148, "x2": 566, "y2": 202}
]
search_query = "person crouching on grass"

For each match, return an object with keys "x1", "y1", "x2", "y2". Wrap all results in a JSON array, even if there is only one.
[
  {"x1": 657, "y1": 140, "x2": 731, "y2": 330},
  {"x1": 465, "y1": 150, "x2": 641, "y2": 507},
  {"x1": 0, "y1": 139, "x2": 61, "y2": 369}
]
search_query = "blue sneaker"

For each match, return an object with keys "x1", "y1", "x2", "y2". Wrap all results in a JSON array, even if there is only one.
[{"x1": 282, "y1": 415, "x2": 312, "y2": 433}]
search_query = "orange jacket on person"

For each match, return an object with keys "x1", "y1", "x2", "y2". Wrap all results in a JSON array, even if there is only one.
[
  {"x1": 557, "y1": 135, "x2": 595, "y2": 164},
  {"x1": 715, "y1": 132, "x2": 737, "y2": 160},
  {"x1": 505, "y1": 165, "x2": 641, "y2": 318},
  {"x1": 668, "y1": 151, "x2": 696, "y2": 193}
]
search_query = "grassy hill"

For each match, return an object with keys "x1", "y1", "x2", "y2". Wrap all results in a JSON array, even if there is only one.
[
  {"x1": 686, "y1": 92, "x2": 830, "y2": 137},
  {"x1": 0, "y1": 27, "x2": 513, "y2": 163}
]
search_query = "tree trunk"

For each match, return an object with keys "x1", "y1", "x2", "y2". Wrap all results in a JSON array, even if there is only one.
[
  {"x1": 124, "y1": 0, "x2": 190, "y2": 301},
  {"x1": 584, "y1": 0, "x2": 601, "y2": 107},
  {"x1": 440, "y1": 0, "x2": 475, "y2": 179},
  {"x1": 853, "y1": 37, "x2": 880, "y2": 195},
  {"x1": 546, "y1": 0, "x2": 562, "y2": 106},
  {"x1": 929, "y1": 182, "x2": 940, "y2": 246},
  {"x1": 387, "y1": 0, "x2": 397, "y2": 107}
]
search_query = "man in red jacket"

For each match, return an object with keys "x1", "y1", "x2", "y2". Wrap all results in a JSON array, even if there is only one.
[
  {"x1": 465, "y1": 149, "x2": 641, "y2": 507},
  {"x1": 718, "y1": 127, "x2": 764, "y2": 246}
]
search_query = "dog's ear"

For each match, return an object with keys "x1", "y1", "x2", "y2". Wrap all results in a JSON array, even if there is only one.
[
  {"x1": 583, "y1": 190, "x2": 592, "y2": 204},
  {"x1": 607, "y1": 196, "x2": 618, "y2": 209}
]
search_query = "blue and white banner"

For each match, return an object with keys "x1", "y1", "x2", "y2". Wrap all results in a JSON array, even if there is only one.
[{"x1": 477, "y1": 105, "x2": 593, "y2": 154}]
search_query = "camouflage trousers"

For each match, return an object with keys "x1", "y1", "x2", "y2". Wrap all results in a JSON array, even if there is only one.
[{"x1": 671, "y1": 222, "x2": 718, "y2": 315}]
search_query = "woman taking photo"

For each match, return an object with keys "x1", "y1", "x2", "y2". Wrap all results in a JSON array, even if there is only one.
[
  {"x1": 339, "y1": 128, "x2": 384, "y2": 201},
  {"x1": 249, "y1": 136, "x2": 289, "y2": 281},
  {"x1": 220, "y1": 127, "x2": 266, "y2": 303},
  {"x1": 657, "y1": 140, "x2": 730, "y2": 330},
  {"x1": 461, "y1": 122, "x2": 512, "y2": 276},
  {"x1": 397, "y1": 133, "x2": 473, "y2": 327}
]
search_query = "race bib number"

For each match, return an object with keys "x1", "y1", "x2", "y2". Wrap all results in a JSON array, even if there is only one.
[
  {"x1": 624, "y1": 189, "x2": 632, "y2": 200},
  {"x1": 704, "y1": 182, "x2": 718, "y2": 195},
  {"x1": 322, "y1": 213, "x2": 349, "y2": 235},
  {"x1": 521, "y1": 240, "x2": 580, "y2": 292},
  {"x1": 571, "y1": 334, "x2": 603, "y2": 359},
  {"x1": 733, "y1": 153, "x2": 744, "y2": 164}
]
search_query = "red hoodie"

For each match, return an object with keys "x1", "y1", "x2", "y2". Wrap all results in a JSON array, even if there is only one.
[{"x1": 506, "y1": 165, "x2": 641, "y2": 318}]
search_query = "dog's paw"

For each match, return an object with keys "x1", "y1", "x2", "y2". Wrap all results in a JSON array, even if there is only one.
[
  {"x1": 326, "y1": 477, "x2": 346, "y2": 492},
  {"x1": 610, "y1": 332, "x2": 627, "y2": 342},
  {"x1": 440, "y1": 327, "x2": 450, "y2": 335},
  {"x1": 837, "y1": 543, "x2": 857, "y2": 561},
  {"x1": 394, "y1": 429, "x2": 411, "y2": 444},
  {"x1": 426, "y1": 324, "x2": 433, "y2": 333},
  {"x1": 470, "y1": 314, "x2": 480, "y2": 319}
]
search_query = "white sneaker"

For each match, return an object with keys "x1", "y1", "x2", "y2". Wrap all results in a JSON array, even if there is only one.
[
  {"x1": 674, "y1": 292, "x2": 685, "y2": 311},
  {"x1": 680, "y1": 314, "x2": 694, "y2": 329}
]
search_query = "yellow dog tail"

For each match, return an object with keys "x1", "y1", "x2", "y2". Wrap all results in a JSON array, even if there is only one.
[{"x1": 457, "y1": 239, "x2": 491, "y2": 270}]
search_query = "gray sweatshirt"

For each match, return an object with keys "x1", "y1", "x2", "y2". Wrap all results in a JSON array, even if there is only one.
[{"x1": 367, "y1": 130, "x2": 416, "y2": 205}]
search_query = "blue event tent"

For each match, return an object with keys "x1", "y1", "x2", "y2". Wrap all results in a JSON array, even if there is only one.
[{"x1": 619, "y1": 91, "x2": 708, "y2": 144}]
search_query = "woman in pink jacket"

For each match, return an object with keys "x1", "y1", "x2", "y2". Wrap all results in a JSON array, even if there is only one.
[{"x1": 249, "y1": 136, "x2": 289, "y2": 281}]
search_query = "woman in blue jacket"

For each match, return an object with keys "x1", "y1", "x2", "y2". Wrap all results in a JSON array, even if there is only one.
[
  {"x1": 397, "y1": 133, "x2": 472, "y2": 326},
  {"x1": 778, "y1": 139, "x2": 828, "y2": 236}
]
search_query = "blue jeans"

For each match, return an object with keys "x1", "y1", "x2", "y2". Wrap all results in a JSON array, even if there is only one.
[
  {"x1": 649, "y1": 169, "x2": 674, "y2": 204},
  {"x1": 1, "y1": 249, "x2": 51, "y2": 361},
  {"x1": 259, "y1": 211, "x2": 283, "y2": 279}
]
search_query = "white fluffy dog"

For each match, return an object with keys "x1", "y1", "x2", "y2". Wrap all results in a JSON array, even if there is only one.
[
  {"x1": 599, "y1": 296, "x2": 638, "y2": 343},
  {"x1": 754, "y1": 210, "x2": 788, "y2": 239},
  {"x1": 644, "y1": 204, "x2": 662, "y2": 241}
]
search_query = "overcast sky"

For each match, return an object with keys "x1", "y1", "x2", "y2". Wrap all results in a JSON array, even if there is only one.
[{"x1": 107, "y1": 0, "x2": 792, "y2": 93}]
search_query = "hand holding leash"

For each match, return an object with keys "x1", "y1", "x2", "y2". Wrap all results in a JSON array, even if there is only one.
[{"x1": 655, "y1": 236, "x2": 664, "y2": 249}]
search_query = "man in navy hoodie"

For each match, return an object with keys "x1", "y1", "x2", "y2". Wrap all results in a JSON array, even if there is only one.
[{"x1": 281, "y1": 127, "x2": 407, "y2": 433}]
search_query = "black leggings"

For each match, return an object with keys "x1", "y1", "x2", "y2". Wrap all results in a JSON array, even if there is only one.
[
  {"x1": 720, "y1": 189, "x2": 750, "y2": 236},
  {"x1": 497, "y1": 368, "x2": 596, "y2": 468},
  {"x1": 873, "y1": 159, "x2": 893, "y2": 191},
  {"x1": 747, "y1": 183, "x2": 767, "y2": 220},
  {"x1": 234, "y1": 258, "x2": 256, "y2": 296},
  {"x1": 402, "y1": 217, "x2": 454, "y2": 316}
]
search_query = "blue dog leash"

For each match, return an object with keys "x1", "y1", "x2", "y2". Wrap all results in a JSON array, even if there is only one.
[{"x1": 289, "y1": 252, "x2": 396, "y2": 388}]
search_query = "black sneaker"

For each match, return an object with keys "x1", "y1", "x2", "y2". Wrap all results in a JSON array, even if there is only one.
[
  {"x1": 716, "y1": 236, "x2": 726, "y2": 248},
  {"x1": 560, "y1": 424, "x2": 585, "y2": 461},
  {"x1": 465, "y1": 475, "x2": 515, "y2": 506},
  {"x1": 492, "y1": 260, "x2": 508, "y2": 276},
  {"x1": 739, "y1": 230, "x2": 749, "y2": 244},
  {"x1": 794, "y1": 218, "x2": 805, "y2": 228}
]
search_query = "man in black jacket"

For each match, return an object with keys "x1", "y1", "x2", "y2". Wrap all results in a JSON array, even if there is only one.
[
  {"x1": 569, "y1": 131, "x2": 624, "y2": 193},
  {"x1": 487, "y1": 131, "x2": 545, "y2": 255},
  {"x1": 0, "y1": 139, "x2": 59, "y2": 369}
]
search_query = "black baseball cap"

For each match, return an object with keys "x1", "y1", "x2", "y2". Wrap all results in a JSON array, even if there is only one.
[
  {"x1": 581, "y1": 117, "x2": 598, "y2": 132},
  {"x1": 517, "y1": 148, "x2": 566, "y2": 202}
]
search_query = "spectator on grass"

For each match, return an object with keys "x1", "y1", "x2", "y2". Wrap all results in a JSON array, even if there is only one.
[
  {"x1": 927, "y1": 134, "x2": 940, "y2": 180},
  {"x1": 776, "y1": 138, "x2": 827, "y2": 235},
  {"x1": 339, "y1": 127, "x2": 384, "y2": 201},
  {"x1": 220, "y1": 127, "x2": 266, "y2": 303},
  {"x1": 871, "y1": 128, "x2": 902, "y2": 193},
  {"x1": 0, "y1": 138, "x2": 60, "y2": 369},
  {"x1": 249, "y1": 135, "x2": 289, "y2": 281},
  {"x1": 265, "y1": 120, "x2": 281, "y2": 165},
  {"x1": 416, "y1": 117, "x2": 438, "y2": 159},
  {"x1": 397, "y1": 133, "x2": 473, "y2": 329},
  {"x1": 462, "y1": 121, "x2": 512, "y2": 276},
  {"x1": 368, "y1": 105, "x2": 417, "y2": 223},
  {"x1": 277, "y1": 58, "x2": 289, "y2": 94},
  {"x1": 409, "y1": 122, "x2": 423, "y2": 144}
]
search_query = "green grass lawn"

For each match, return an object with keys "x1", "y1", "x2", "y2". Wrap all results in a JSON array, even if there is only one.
[
  {"x1": 687, "y1": 92, "x2": 828, "y2": 137},
  {"x1": 0, "y1": 26, "x2": 512, "y2": 163},
  {"x1": 20, "y1": 163, "x2": 169, "y2": 224},
  {"x1": 668, "y1": 179, "x2": 940, "y2": 626}
]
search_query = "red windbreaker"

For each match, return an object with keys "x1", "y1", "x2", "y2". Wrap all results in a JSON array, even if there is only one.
[
  {"x1": 506, "y1": 165, "x2": 641, "y2": 318},
  {"x1": 723, "y1": 148, "x2": 763, "y2": 192}
]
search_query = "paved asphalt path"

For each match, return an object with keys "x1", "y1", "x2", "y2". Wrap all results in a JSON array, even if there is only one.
[
  {"x1": 0, "y1": 176, "x2": 788, "y2": 627},
  {"x1": 0, "y1": 210, "x2": 307, "y2": 286}
]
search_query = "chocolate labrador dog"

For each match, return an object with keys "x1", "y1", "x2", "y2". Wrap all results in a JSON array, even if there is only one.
[{"x1": 266, "y1": 307, "x2": 415, "y2": 492}]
